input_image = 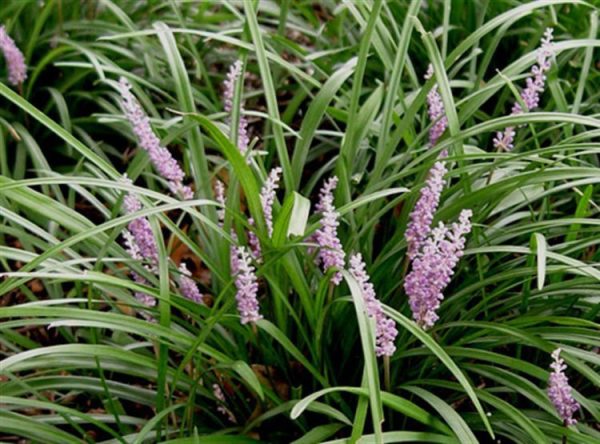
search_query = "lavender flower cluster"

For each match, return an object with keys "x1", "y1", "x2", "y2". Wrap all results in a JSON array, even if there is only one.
[
  {"x1": 178, "y1": 263, "x2": 204, "y2": 304},
  {"x1": 350, "y1": 253, "x2": 397, "y2": 357},
  {"x1": 314, "y1": 177, "x2": 346, "y2": 285},
  {"x1": 123, "y1": 192, "x2": 158, "y2": 266},
  {"x1": 122, "y1": 187, "x2": 158, "y2": 312},
  {"x1": 260, "y1": 167, "x2": 283, "y2": 237},
  {"x1": 118, "y1": 77, "x2": 192, "y2": 199},
  {"x1": 493, "y1": 28, "x2": 554, "y2": 151},
  {"x1": 233, "y1": 246, "x2": 262, "y2": 324},
  {"x1": 547, "y1": 348, "x2": 580, "y2": 426},
  {"x1": 231, "y1": 169, "x2": 283, "y2": 264},
  {"x1": 405, "y1": 210, "x2": 472, "y2": 329},
  {"x1": 222, "y1": 166, "x2": 283, "y2": 322},
  {"x1": 122, "y1": 178, "x2": 204, "y2": 312},
  {"x1": 249, "y1": 166, "x2": 283, "y2": 260},
  {"x1": 406, "y1": 70, "x2": 473, "y2": 330},
  {"x1": 424, "y1": 64, "x2": 448, "y2": 148},
  {"x1": 223, "y1": 60, "x2": 250, "y2": 155},
  {"x1": 405, "y1": 161, "x2": 447, "y2": 261},
  {"x1": 0, "y1": 26, "x2": 26, "y2": 86}
]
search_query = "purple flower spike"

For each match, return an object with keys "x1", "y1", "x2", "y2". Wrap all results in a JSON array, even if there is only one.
[
  {"x1": 494, "y1": 28, "x2": 554, "y2": 151},
  {"x1": 121, "y1": 179, "x2": 158, "y2": 318},
  {"x1": 260, "y1": 167, "x2": 282, "y2": 237},
  {"x1": 349, "y1": 253, "x2": 398, "y2": 357},
  {"x1": 118, "y1": 77, "x2": 192, "y2": 198},
  {"x1": 405, "y1": 161, "x2": 448, "y2": 261},
  {"x1": 548, "y1": 348, "x2": 580, "y2": 426},
  {"x1": 0, "y1": 26, "x2": 26, "y2": 86},
  {"x1": 233, "y1": 246, "x2": 262, "y2": 324},
  {"x1": 404, "y1": 209, "x2": 472, "y2": 329},
  {"x1": 424, "y1": 64, "x2": 448, "y2": 147},
  {"x1": 223, "y1": 60, "x2": 250, "y2": 154},
  {"x1": 314, "y1": 177, "x2": 345, "y2": 285},
  {"x1": 178, "y1": 263, "x2": 204, "y2": 304},
  {"x1": 512, "y1": 28, "x2": 554, "y2": 114},
  {"x1": 123, "y1": 192, "x2": 158, "y2": 266},
  {"x1": 223, "y1": 61, "x2": 242, "y2": 114}
]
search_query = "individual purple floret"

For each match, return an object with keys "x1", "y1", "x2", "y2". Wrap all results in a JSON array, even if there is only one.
[
  {"x1": 223, "y1": 60, "x2": 250, "y2": 154},
  {"x1": 492, "y1": 127, "x2": 517, "y2": 152},
  {"x1": 493, "y1": 28, "x2": 554, "y2": 151},
  {"x1": 260, "y1": 167, "x2": 282, "y2": 237},
  {"x1": 0, "y1": 26, "x2": 27, "y2": 86},
  {"x1": 233, "y1": 246, "x2": 262, "y2": 324},
  {"x1": 178, "y1": 263, "x2": 204, "y2": 304},
  {"x1": 404, "y1": 209, "x2": 472, "y2": 329},
  {"x1": 405, "y1": 161, "x2": 448, "y2": 261},
  {"x1": 349, "y1": 253, "x2": 398, "y2": 357},
  {"x1": 118, "y1": 77, "x2": 192, "y2": 198},
  {"x1": 548, "y1": 348, "x2": 580, "y2": 426},
  {"x1": 123, "y1": 192, "x2": 158, "y2": 266},
  {"x1": 314, "y1": 177, "x2": 346, "y2": 285},
  {"x1": 424, "y1": 64, "x2": 448, "y2": 147}
]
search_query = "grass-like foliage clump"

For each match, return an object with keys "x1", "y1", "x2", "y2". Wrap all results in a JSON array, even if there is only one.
[{"x1": 0, "y1": 1, "x2": 599, "y2": 443}]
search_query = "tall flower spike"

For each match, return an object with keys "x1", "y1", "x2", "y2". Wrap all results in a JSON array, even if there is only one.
[
  {"x1": 493, "y1": 28, "x2": 554, "y2": 151},
  {"x1": 405, "y1": 161, "x2": 448, "y2": 261},
  {"x1": 223, "y1": 60, "x2": 250, "y2": 155},
  {"x1": 548, "y1": 348, "x2": 580, "y2": 426},
  {"x1": 0, "y1": 26, "x2": 26, "y2": 86},
  {"x1": 349, "y1": 253, "x2": 398, "y2": 357},
  {"x1": 424, "y1": 64, "x2": 448, "y2": 148},
  {"x1": 404, "y1": 209, "x2": 472, "y2": 329},
  {"x1": 178, "y1": 263, "x2": 204, "y2": 304},
  {"x1": 314, "y1": 177, "x2": 345, "y2": 285},
  {"x1": 260, "y1": 167, "x2": 282, "y2": 237},
  {"x1": 118, "y1": 77, "x2": 192, "y2": 198},
  {"x1": 233, "y1": 246, "x2": 262, "y2": 324}
]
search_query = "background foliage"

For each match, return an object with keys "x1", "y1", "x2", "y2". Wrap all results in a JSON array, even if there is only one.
[{"x1": 0, "y1": 0, "x2": 599, "y2": 443}]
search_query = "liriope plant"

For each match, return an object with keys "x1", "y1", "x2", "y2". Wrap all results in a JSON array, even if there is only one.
[{"x1": 0, "y1": 1, "x2": 599, "y2": 443}]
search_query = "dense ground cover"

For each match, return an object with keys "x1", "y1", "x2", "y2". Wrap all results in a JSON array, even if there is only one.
[{"x1": 0, "y1": 1, "x2": 599, "y2": 443}]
